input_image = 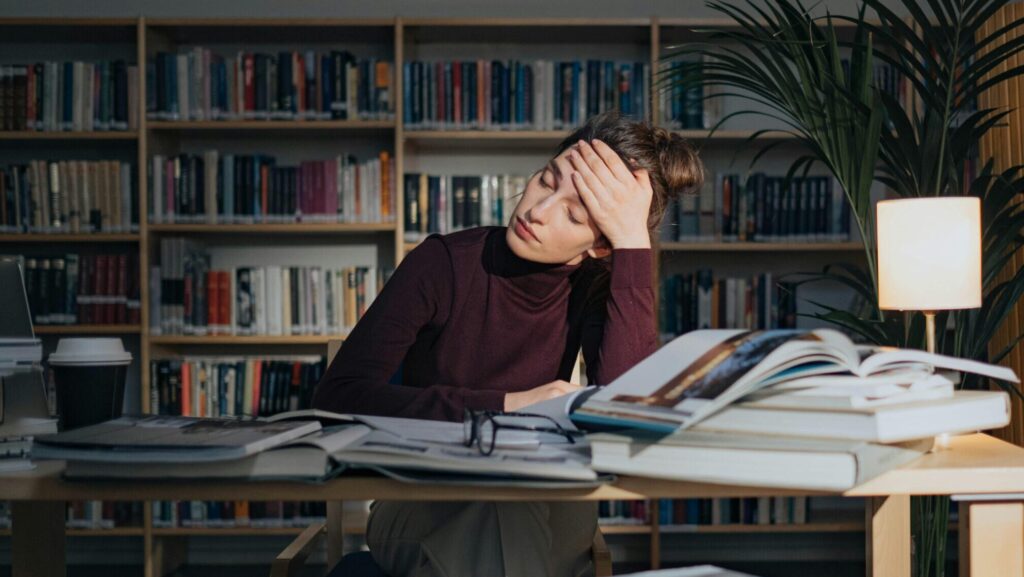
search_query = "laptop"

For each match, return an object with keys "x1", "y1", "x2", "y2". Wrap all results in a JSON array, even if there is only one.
[{"x1": 0, "y1": 258, "x2": 36, "y2": 339}]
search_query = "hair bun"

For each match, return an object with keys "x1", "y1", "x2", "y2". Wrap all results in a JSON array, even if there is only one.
[{"x1": 652, "y1": 127, "x2": 704, "y2": 199}]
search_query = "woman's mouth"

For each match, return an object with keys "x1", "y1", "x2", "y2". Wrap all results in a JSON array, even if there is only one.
[{"x1": 514, "y1": 216, "x2": 539, "y2": 243}]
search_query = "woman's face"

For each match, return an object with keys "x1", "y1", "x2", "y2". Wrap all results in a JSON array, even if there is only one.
[{"x1": 506, "y1": 147, "x2": 612, "y2": 265}]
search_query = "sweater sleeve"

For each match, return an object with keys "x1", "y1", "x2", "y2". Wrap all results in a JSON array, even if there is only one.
[
  {"x1": 582, "y1": 248, "x2": 659, "y2": 386},
  {"x1": 311, "y1": 237, "x2": 507, "y2": 421}
]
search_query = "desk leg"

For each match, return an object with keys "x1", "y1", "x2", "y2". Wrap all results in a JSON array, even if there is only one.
[
  {"x1": 326, "y1": 501, "x2": 346, "y2": 570},
  {"x1": 11, "y1": 501, "x2": 65, "y2": 577},
  {"x1": 866, "y1": 495, "x2": 910, "y2": 577},
  {"x1": 962, "y1": 502, "x2": 1024, "y2": 577}
]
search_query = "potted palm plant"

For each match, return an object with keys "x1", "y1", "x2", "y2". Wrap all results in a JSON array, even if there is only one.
[{"x1": 659, "y1": 1, "x2": 1024, "y2": 575}]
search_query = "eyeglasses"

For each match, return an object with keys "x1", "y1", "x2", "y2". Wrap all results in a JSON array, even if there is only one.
[{"x1": 462, "y1": 409, "x2": 583, "y2": 456}]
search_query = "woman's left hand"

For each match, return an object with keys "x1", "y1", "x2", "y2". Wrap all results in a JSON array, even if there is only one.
[{"x1": 567, "y1": 138, "x2": 653, "y2": 249}]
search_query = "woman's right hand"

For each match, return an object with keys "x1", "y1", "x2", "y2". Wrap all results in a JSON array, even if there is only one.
[{"x1": 504, "y1": 380, "x2": 582, "y2": 412}]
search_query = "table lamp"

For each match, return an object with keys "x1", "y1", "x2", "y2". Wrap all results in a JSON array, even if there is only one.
[{"x1": 876, "y1": 196, "x2": 982, "y2": 449}]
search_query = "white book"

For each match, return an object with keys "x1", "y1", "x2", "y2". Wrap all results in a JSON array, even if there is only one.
[
  {"x1": 281, "y1": 267, "x2": 292, "y2": 336},
  {"x1": 695, "y1": 390, "x2": 1010, "y2": 444},
  {"x1": 253, "y1": 267, "x2": 266, "y2": 335},
  {"x1": 588, "y1": 428, "x2": 933, "y2": 491},
  {"x1": 120, "y1": 162, "x2": 132, "y2": 231},
  {"x1": 265, "y1": 265, "x2": 282, "y2": 336},
  {"x1": 315, "y1": 267, "x2": 327, "y2": 335},
  {"x1": 742, "y1": 372, "x2": 954, "y2": 410}
]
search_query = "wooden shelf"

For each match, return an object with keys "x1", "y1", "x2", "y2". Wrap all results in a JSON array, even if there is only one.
[
  {"x1": 147, "y1": 120, "x2": 394, "y2": 131},
  {"x1": 673, "y1": 129, "x2": 800, "y2": 141},
  {"x1": 0, "y1": 131, "x2": 138, "y2": 140},
  {"x1": 149, "y1": 335, "x2": 349, "y2": 345},
  {"x1": 151, "y1": 525, "x2": 365, "y2": 536},
  {"x1": 147, "y1": 223, "x2": 396, "y2": 234},
  {"x1": 0, "y1": 527, "x2": 144, "y2": 537},
  {"x1": 659, "y1": 522, "x2": 866, "y2": 534},
  {"x1": 0, "y1": 233, "x2": 140, "y2": 243},
  {"x1": 34, "y1": 325, "x2": 142, "y2": 335},
  {"x1": 598, "y1": 524, "x2": 654, "y2": 534},
  {"x1": 658, "y1": 241, "x2": 865, "y2": 252}
]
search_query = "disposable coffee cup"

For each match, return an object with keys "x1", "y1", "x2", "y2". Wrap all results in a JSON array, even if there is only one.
[{"x1": 48, "y1": 338, "x2": 132, "y2": 431}]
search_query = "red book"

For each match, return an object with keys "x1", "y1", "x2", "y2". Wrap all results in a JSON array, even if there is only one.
[
  {"x1": 453, "y1": 60, "x2": 461, "y2": 126},
  {"x1": 26, "y1": 65, "x2": 35, "y2": 129},
  {"x1": 219, "y1": 271, "x2": 231, "y2": 334},
  {"x1": 93, "y1": 255, "x2": 107, "y2": 325},
  {"x1": 116, "y1": 254, "x2": 128, "y2": 324},
  {"x1": 78, "y1": 255, "x2": 92, "y2": 324},
  {"x1": 207, "y1": 270, "x2": 219, "y2": 334},
  {"x1": 294, "y1": 52, "x2": 305, "y2": 118},
  {"x1": 105, "y1": 254, "x2": 117, "y2": 324},
  {"x1": 244, "y1": 54, "x2": 255, "y2": 117},
  {"x1": 128, "y1": 253, "x2": 140, "y2": 325}
]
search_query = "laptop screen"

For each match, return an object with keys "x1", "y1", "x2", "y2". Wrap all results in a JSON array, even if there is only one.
[{"x1": 0, "y1": 259, "x2": 36, "y2": 339}]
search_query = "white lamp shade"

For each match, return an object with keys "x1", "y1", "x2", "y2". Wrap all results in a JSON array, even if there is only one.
[{"x1": 877, "y1": 196, "x2": 982, "y2": 311}]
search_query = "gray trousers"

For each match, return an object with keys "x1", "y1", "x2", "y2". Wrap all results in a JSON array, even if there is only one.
[{"x1": 366, "y1": 500, "x2": 598, "y2": 577}]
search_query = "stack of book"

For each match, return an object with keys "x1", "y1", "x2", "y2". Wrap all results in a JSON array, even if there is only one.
[
  {"x1": 402, "y1": 172, "x2": 524, "y2": 241},
  {"x1": 150, "y1": 238, "x2": 391, "y2": 336},
  {"x1": 149, "y1": 151, "x2": 395, "y2": 225},
  {"x1": 403, "y1": 59, "x2": 649, "y2": 130},
  {"x1": 572, "y1": 329, "x2": 1020, "y2": 491},
  {"x1": 0, "y1": 60, "x2": 139, "y2": 132},
  {"x1": 146, "y1": 49, "x2": 394, "y2": 122},
  {"x1": 65, "y1": 502, "x2": 144, "y2": 529},
  {"x1": 0, "y1": 160, "x2": 138, "y2": 234}
]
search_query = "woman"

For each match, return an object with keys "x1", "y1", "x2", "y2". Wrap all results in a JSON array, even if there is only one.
[{"x1": 311, "y1": 109, "x2": 704, "y2": 577}]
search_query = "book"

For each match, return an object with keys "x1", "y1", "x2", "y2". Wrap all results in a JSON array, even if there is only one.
[
  {"x1": 588, "y1": 428, "x2": 933, "y2": 491},
  {"x1": 572, "y1": 328, "x2": 1019, "y2": 433},
  {"x1": 32, "y1": 414, "x2": 321, "y2": 463},
  {"x1": 60, "y1": 413, "x2": 598, "y2": 485},
  {"x1": 694, "y1": 390, "x2": 1009, "y2": 443}
]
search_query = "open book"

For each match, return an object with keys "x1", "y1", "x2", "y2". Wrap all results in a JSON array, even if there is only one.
[{"x1": 570, "y1": 329, "x2": 1019, "y2": 433}]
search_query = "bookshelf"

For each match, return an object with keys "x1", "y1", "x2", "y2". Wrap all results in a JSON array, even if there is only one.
[{"x1": 0, "y1": 15, "x2": 884, "y2": 576}]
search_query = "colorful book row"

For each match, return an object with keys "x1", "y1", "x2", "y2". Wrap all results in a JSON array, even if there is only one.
[
  {"x1": 403, "y1": 59, "x2": 649, "y2": 131},
  {"x1": 0, "y1": 160, "x2": 138, "y2": 234},
  {"x1": 659, "y1": 271, "x2": 797, "y2": 337},
  {"x1": 150, "y1": 500, "x2": 327, "y2": 529},
  {"x1": 149, "y1": 152, "x2": 395, "y2": 224},
  {"x1": 402, "y1": 173, "x2": 525, "y2": 241},
  {"x1": 151, "y1": 238, "x2": 392, "y2": 336},
  {"x1": 147, "y1": 49, "x2": 394, "y2": 122},
  {"x1": 2, "y1": 253, "x2": 141, "y2": 326},
  {"x1": 0, "y1": 61, "x2": 139, "y2": 132},
  {"x1": 150, "y1": 356, "x2": 324, "y2": 419},
  {"x1": 661, "y1": 173, "x2": 852, "y2": 243}
]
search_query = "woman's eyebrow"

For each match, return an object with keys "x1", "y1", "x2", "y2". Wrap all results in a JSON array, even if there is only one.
[{"x1": 547, "y1": 158, "x2": 562, "y2": 180}]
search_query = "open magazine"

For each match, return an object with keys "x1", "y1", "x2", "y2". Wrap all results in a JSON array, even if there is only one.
[{"x1": 569, "y1": 328, "x2": 1019, "y2": 433}]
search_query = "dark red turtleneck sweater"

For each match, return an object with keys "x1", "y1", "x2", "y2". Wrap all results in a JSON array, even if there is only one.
[{"x1": 311, "y1": 226, "x2": 658, "y2": 422}]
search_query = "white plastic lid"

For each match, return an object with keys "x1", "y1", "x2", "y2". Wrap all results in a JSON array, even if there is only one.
[{"x1": 48, "y1": 338, "x2": 132, "y2": 366}]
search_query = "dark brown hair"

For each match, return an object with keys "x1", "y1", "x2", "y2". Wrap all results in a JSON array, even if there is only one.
[{"x1": 556, "y1": 109, "x2": 705, "y2": 237}]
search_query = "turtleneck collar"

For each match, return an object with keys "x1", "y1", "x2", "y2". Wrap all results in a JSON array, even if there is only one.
[{"x1": 485, "y1": 226, "x2": 585, "y2": 301}]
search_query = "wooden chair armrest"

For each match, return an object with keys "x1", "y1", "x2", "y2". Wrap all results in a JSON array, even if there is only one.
[
  {"x1": 592, "y1": 526, "x2": 612, "y2": 577},
  {"x1": 269, "y1": 521, "x2": 327, "y2": 577}
]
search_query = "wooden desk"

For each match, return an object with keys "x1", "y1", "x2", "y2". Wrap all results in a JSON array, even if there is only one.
[{"x1": 3, "y1": 433, "x2": 1024, "y2": 577}]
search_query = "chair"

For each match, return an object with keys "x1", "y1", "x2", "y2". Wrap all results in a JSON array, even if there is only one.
[{"x1": 270, "y1": 342, "x2": 612, "y2": 577}]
